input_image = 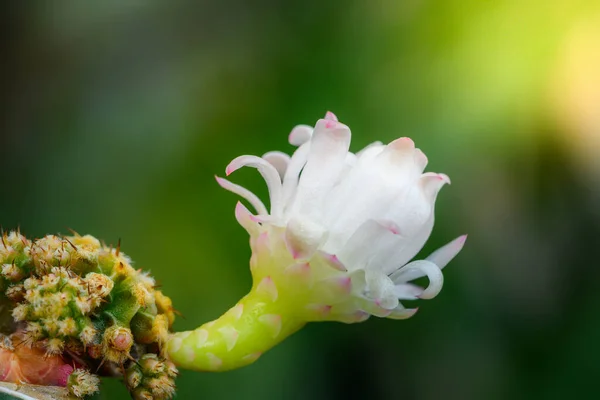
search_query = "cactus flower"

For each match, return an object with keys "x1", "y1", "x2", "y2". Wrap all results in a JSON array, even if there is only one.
[{"x1": 167, "y1": 112, "x2": 466, "y2": 372}]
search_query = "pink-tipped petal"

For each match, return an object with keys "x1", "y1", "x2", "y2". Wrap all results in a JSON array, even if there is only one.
[
  {"x1": 420, "y1": 172, "x2": 451, "y2": 200},
  {"x1": 426, "y1": 235, "x2": 467, "y2": 269},
  {"x1": 234, "y1": 201, "x2": 260, "y2": 234},
  {"x1": 315, "y1": 251, "x2": 348, "y2": 272},
  {"x1": 291, "y1": 119, "x2": 351, "y2": 218},
  {"x1": 389, "y1": 137, "x2": 415, "y2": 151},
  {"x1": 324, "y1": 111, "x2": 338, "y2": 122},
  {"x1": 374, "y1": 137, "x2": 422, "y2": 180},
  {"x1": 215, "y1": 176, "x2": 268, "y2": 216}
]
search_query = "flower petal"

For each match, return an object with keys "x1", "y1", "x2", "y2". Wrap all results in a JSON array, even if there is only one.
[
  {"x1": 284, "y1": 217, "x2": 327, "y2": 260},
  {"x1": 234, "y1": 201, "x2": 260, "y2": 235},
  {"x1": 420, "y1": 172, "x2": 451, "y2": 201},
  {"x1": 281, "y1": 143, "x2": 310, "y2": 208},
  {"x1": 387, "y1": 306, "x2": 419, "y2": 320},
  {"x1": 262, "y1": 151, "x2": 290, "y2": 179},
  {"x1": 336, "y1": 220, "x2": 398, "y2": 272},
  {"x1": 392, "y1": 283, "x2": 423, "y2": 300},
  {"x1": 364, "y1": 271, "x2": 399, "y2": 310},
  {"x1": 355, "y1": 141, "x2": 384, "y2": 161},
  {"x1": 426, "y1": 235, "x2": 467, "y2": 269},
  {"x1": 288, "y1": 125, "x2": 313, "y2": 146},
  {"x1": 226, "y1": 155, "x2": 284, "y2": 217},
  {"x1": 389, "y1": 260, "x2": 444, "y2": 299},
  {"x1": 291, "y1": 119, "x2": 351, "y2": 219},
  {"x1": 215, "y1": 176, "x2": 268, "y2": 216},
  {"x1": 324, "y1": 111, "x2": 338, "y2": 121},
  {"x1": 414, "y1": 148, "x2": 428, "y2": 172}
]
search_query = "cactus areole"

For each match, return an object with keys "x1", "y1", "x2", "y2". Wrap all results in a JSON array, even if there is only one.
[{"x1": 1, "y1": 112, "x2": 465, "y2": 398}]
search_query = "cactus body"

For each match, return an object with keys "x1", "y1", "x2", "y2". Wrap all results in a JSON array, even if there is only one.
[{"x1": 0, "y1": 231, "x2": 177, "y2": 399}]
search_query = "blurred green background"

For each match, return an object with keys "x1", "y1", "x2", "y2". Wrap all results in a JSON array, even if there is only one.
[{"x1": 2, "y1": 1, "x2": 600, "y2": 399}]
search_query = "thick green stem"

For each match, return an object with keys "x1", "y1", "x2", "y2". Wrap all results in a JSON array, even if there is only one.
[{"x1": 166, "y1": 286, "x2": 306, "y2": 372}]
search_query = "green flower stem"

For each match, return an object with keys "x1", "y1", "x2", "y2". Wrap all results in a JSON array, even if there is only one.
[{"x1": 166, "y1": 285, "x2": 306, "y2": 372}]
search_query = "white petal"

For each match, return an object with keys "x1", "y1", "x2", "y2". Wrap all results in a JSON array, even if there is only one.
[
  {"x1": 337, "y1": 220, "x2": 398, "y2": 272},
  {"x1": 420, "y1": 172, "x2": 451, "y2": 201},
  {"x1": 323, "y1": 138, "x2": 432, "y2": 252},
  {"x1": 226, "y1": 155, "x2": 284, "y2": 217},
  {"x1": 426, "y1": 235, "x2": 467, "y2": 269},
  {"x1": 291, "y1": 119, "x2": 351, "y2": 219},
  {"x1": 392, "y1": 283, "x2": 423, "y2": 300},
  {"x1": 384, "y1": 184, "x2": 432, "y2": 238},
  {"x1": 314, "y1": 250, "x2": 348, "y2": 272},
  {"x1": 377, "y1": 172, "x2": 451, "y2": 270},
  {"x1": 389, "y1": 260, "x2": 444, "y2": 299},
  {"x1": 376, "y1": 137, "x2": 421, "y2": 181},
  {"x1": 281, "y1": 143, "x2": 310, "y2": 207},
  {"x1": 364, "y1": 271, "x2": 399, "y2": 310},
  {"x1": 387, "y1": 306, "x2": 419, "y2": 320},
  {"x1": 356, "y1": 141, "x2": 385, "y2": 157},
  {"x1": 234, "y1": 201, "x2": 260, "y2": 234},
  {"x1": 288, "y1": 125, "x2": 313, "y2": 146},
  {"x1": 215, "y1": 176, "x2": 268, "y2": 216},
  {"x1": 414, "y1": 148, "x2": 428, "y2": 172},
  {"x1": 262, "y1": 151, "x2": 290, "y2": 179},
  {"x1": 355, "y1": 141, "x2": 383, "y2": 159},
  {"x1": 284, "y1": 217, "x2": 327, "y2": 260}
]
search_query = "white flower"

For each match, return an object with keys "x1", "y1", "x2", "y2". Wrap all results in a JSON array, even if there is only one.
[{"x1": 216, "y1": 111, "x2": 466, "y2": 322}]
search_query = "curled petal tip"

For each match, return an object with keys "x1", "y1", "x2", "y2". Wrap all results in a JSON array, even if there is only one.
[
  {"x1": 421, "y1": 172, "x2": 451, "y2": 198},
  {"x1": 459, "y1": 234, "x2": 468, "y2": 244},
  {"x1": 288, "y1": 125, "x2": 313, "y2": 146},
  {"x1": 438, "y1": 173, "x2": 451, "y2": 185},
  {"x1": 324, "y1": 111, "x2": 338, "y2": 122}
]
